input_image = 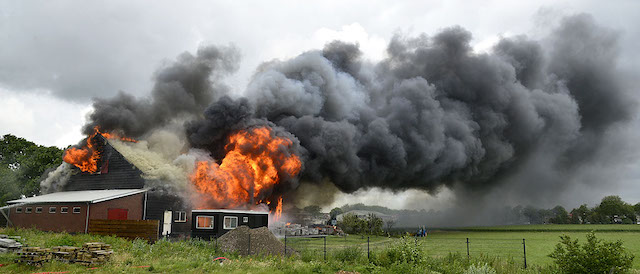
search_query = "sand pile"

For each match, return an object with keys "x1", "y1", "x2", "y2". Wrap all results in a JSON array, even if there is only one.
[{"x1": 218, "y1": 226, "x2": 294, "y2": 256}]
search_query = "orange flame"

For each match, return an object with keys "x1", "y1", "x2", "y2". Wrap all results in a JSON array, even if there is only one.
[
  {"x1": 63, "y1": 126, "x2": 137, "y2": 173},
  {"x1": 274, "y1": 196, "x2": 283, "y2": 221},
  {"x1": 190, "y1": 126, "x2": 301, "y2": 213}
]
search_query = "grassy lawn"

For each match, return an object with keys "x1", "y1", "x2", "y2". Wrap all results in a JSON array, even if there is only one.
[
  {"x1": 0, "y1": 225, "x2": 639, "y2": 273},
  {"x1": 442, "y1": 224, "x2": 640, "y2": 232},
  {"x1": 423, "y1": 225, "x2": 640, "y2": 269}
]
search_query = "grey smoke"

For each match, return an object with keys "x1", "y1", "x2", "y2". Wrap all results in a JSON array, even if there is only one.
[
  {"x1": 78, "y1": 14, "x2": 633, "y2": 205},
  {"x1": 83, "y1": 45, "x2": 240, "y2": 138}
]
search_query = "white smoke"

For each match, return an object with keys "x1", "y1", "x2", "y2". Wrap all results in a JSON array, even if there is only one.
[{"x1": 40, "y1": 162, "x2": 73, "y2": 194}]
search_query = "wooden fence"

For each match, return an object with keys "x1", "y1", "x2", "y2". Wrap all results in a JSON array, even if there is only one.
[{"x1": 88, "y1": 219, "x2": 159, "y2": 242}]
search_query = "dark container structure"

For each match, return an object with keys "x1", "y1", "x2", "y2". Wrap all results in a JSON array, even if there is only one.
[{"x1": 191, "y1": 209, "x2": 268, "y2": 239}]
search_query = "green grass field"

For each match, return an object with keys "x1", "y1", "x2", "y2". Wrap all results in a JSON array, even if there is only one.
[
  {"x1": 0, "y1": 225, "x2": 639, "y2": 273},
  {"x1": 285, "y1": 225, "x2": 640, "y2": 268},
  {"x1": 423, "y1": 229, "x2": 640, "y2": 269}
]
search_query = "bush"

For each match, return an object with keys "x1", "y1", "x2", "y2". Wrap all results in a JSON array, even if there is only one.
[
  {"x1": 374, "y1": 235, "x2": 425, "y2": 266},
  {"x1": 549, "y1": 232, "x2": 634, "y2": 274},
  {"x1": 464, "y1": 263, "x2": 497, "y2": 274},
  {"x1": 332, "y1": 246, "x2": 363, "y2": 262}
]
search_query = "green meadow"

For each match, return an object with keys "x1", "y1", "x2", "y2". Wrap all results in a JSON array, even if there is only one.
[{"x1": 0, "y1": 225, "x2": 639, "y2": 273}]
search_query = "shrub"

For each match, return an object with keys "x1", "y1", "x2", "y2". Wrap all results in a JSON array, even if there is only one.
[
  {"x1": 464, "y1": 263, "x2": 497, "y2": 274},
  {"x1": 549, "y1": 232, "x2": 634, "y2": 274},
  {"x1": 383, "y1": 236, "x2": 425, "y2": 265},
  {"x1": 332, "y1": 246, "x2": 363, "y2": 262}
]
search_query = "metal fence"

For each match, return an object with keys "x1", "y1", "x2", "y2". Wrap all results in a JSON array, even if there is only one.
[{"x1": 281, "y1": 235, "x2": 529, "y2": 268}]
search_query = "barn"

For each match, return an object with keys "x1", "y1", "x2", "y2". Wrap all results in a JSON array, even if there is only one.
[
  {"x1": 4, "y1": 189, "x2": 146, "y2": 233},
  {"x1": 0, "y1": 134, "x2": 268, "y2": 239}
]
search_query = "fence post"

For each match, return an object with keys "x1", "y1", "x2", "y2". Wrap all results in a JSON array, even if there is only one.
[
  {"x1": 522, "y1": 238, "x2": 527, "y2": 269},
  {"x1": 324, "y1": 236, "x2": 327, "y2": 261},
  {"x1": 466, "y1": 238, "x2": 470, "y2": 259},
  {"x1": 284, "y1": 233, "x2": 287, "y2": 256},
  {"x1": 248, "y1": 230, "x2": 251, "y2": 255},
  {"x1": 367, "y1": 236, "x2": 370, "y2": 261}
]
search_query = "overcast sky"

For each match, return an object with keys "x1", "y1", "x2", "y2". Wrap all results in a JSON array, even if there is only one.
[{"x1": 1, "y1": 0, "x2": 639, "y2": 210}]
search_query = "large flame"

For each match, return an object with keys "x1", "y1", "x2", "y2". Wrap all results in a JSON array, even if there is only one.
[
  {"x1": 190, "y1": 126, "x2": 301, "y2": 218},
  {"x1": 63, "y1": 126, "x2": 137, "y2": 173}
]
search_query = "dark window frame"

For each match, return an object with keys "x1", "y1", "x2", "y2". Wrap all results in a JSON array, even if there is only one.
[
  {"x1": 60, "y1": 207, "x2": 69, "y2": 214},
  {"x1": 223, "y1": 216, "x2": 238, "y2": 230},
  {"x1": 35, "y1": 207, "x2": 43, "y2": 213},
  {"x1": 196, "y1": 216, "x2": 214, "y2": 229},
  {"x1": 49, "y1": 207, "x2": 56, "y2": 213},
  {"x1": 72, "y1": 207, "x2": 81, "y2": 214},
  {"x1": 175, "y1": 211, "x2": 187, "y2": 223},
  {"x1": 25, "y1": 207, "x2": 32, "y2": 214}
]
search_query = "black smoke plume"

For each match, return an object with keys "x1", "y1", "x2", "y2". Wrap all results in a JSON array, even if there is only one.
[{"x1": 83, "y1": 14, "x2": 634, "y2": 204}]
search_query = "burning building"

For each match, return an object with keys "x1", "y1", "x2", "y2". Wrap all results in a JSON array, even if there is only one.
[
  {"x1": 2, "y1": 125, "x2": 294, "y2": 238},
  {"x1": 1, "y1": 14, "x2": 632, "y2": 233}
]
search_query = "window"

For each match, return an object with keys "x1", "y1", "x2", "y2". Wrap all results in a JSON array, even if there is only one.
[
  {"x1": 35, "y1": 207, "x2": 43, "y2": 213},
  {"x1": 25, "y1": 207, "x2": 32, "y2": 214},
  {"x1": 243, "y1": 216, "x2": 249, "y2": 223},
  {"x1": 72, "y1": 207, "x2": 81, "y2": 214},
  {"x1": 175, "y1": 211, "x2": 187, "y2": 222},
  {"x1": 196, "y1": 216, "x2": 214, "y2": 229},
  {"x1": 49, "y1": 207, "x2": 56, "y2": 213},
  {"x1": 15, "y1": 207, "x2": 22, "y2": 214},
  {"x1": 60, "y1": 207, "x2": 68, "y2": 214},
  {"x1": 223, "y1": 216, "x2": 238, "y2": 229}
]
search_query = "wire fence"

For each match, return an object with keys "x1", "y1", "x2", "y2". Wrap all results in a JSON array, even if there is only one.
[{"x1": 281, "y1": 234, "x2": 529, "y2": 268}]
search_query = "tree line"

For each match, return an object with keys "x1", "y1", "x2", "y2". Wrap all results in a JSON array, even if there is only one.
[
  {"x1": 521, "y1": 195, "x2": 640, "y2": 224},
  {"x1": 0, "y1": 134, "x2": 63, "y2": 205}
]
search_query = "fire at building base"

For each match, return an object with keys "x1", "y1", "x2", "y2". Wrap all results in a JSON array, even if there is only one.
[{"x1": 0, "y1": 133, "x2": 276, "y2": 240}]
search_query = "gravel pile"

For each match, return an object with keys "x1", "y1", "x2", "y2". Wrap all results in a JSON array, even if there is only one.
[{"x1": 218, "y1": 226, "x2": 294, "y2": 256}]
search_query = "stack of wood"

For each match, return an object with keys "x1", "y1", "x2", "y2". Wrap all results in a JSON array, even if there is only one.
[
  {"x1": 15, "y1": 246, "x2": 52, "y2": 266},
  {"x1": 73, "y1": 242, "x2": 113, "y2": 266},
  {"x1": 0, "y1": 235, "x2": 23, "y2": 253},
  {"x1": 51, "y1": 246, "x2": 79, "y2": 262}
]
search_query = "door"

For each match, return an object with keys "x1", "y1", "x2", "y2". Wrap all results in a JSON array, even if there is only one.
[
  {"x1": 162, "y1": 210, "x2": 172, "y2": 236},
  {"x1": 107, "y1": 208, "x2": 128, "y2": 220}
]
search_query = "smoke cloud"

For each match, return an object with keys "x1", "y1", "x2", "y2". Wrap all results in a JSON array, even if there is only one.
[{"x1": 53, "y1": 14, "x2": 633, "y2": 209}]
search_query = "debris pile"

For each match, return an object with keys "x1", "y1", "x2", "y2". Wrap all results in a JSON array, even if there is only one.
[
  {"x1": 218, "y1": 226, "x2": 293, "y2": 256},
  {"x1": 73, "y1": 242, "x2": 113, "y2": 266},
  {"x1": 0, "y1": 235, "x2": 23, "y2": 252},
  {"x1": 14, "y1": 242, "x2": 112, "y2": 267},
  {"x1": 51, "y1": 246, "x2": 79, "y2": 262},
  {"x1": 16, "y1": 247, "x2": 52, "y2": 266}
]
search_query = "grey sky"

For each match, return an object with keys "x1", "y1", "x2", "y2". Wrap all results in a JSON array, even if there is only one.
[{"x1": 1, "y1": 0, "x2": 639, "y2": 210}]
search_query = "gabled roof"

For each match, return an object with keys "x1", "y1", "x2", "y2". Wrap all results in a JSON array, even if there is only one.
[{"x1": 6, "y1": 189, "x2": 147, "y2": 204}]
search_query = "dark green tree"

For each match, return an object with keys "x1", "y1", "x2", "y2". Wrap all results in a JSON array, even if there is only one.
[
  {"x1": 550, "y1": 206, "x2": 570, "y2": 224},
  {"x1": 594, "y1": 196, "x2": 635, "y2": 224},
  {"x1": 570, "y1": 204, "x2": 591, "y2": 224},
  {"x1": 0, "y1": 134, "x2": 63, "y2": 205}
]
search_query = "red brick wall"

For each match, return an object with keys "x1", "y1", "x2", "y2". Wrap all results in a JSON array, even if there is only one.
[
  {"x1": 89, "y1": 193, "x2": 143, "y2": 220},
  {"x1": 8, "y1": 193, "x2": 145, "y2": 233},
  {"x1": 10, "y1": 203, "x2": 88, "y2": 233}
]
